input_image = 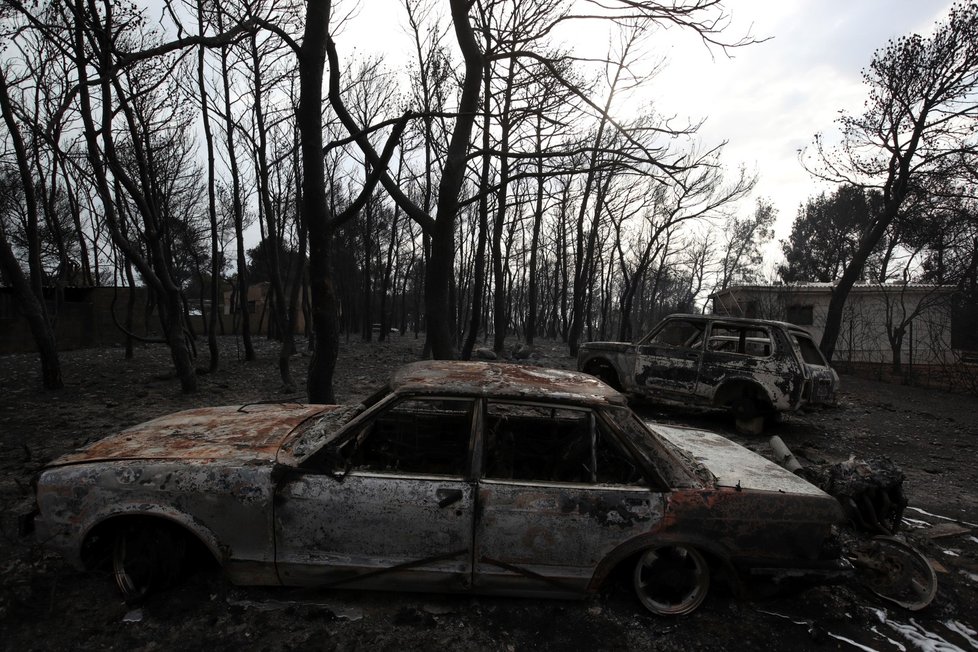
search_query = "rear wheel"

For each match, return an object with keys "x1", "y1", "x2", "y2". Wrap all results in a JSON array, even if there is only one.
[
  {"x1": 633, "y1": 544, "x2": 710, "y2": 615},
  {"x1": 732, "y1": 396, "x2": 765, "y2": 435},
  {"x1": 112, "y1": 522, "x2": 187, "y2": 601}
]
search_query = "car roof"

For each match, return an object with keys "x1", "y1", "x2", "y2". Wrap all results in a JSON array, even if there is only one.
[
  {"x1": 665, "y1": 313, "x2": 807, "y2": 331},
  {"x1": 389, "y1": 360, "x2": 627, "y2": 407}
]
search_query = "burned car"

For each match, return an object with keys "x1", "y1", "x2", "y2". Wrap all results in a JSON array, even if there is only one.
[
  {"x1": 27, "y1": 361, "x2": 846, "y2": 615},
  {"x1": 578, "y1": 314, "x2": 839, "y2": 432}
]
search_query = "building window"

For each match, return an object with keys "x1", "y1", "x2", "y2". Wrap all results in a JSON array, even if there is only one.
[
  {"x1": 247, "y1": 300, "x2": 257, "y2": 314},
  {"x1": 786, "y1": 304, "x2": 814, "y2": 326}
]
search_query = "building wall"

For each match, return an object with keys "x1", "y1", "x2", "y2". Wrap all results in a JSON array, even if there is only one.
[
  {"x1": 712, "y1": 285, "x2": 957, "y2": 365},
  {"x1": 222, "y1": 282, "x2": 308, "y2": 336},
  {"x1": 0, "y1": 287, "x2": 220, "y2": 355},
  {"x1": 1, "y1": 287, "x2": 151, "y2": 354}
]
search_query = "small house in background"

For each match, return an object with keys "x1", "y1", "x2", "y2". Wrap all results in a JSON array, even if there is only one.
[
  {"x1": 710, "y1": 283, "x2": 973, "y2": 369},
  {"x1": 0, "y1": 286, "x2": 155, "y2": 354},
  {"x1": 0, "y1": 286, "x2": 225, "y2": 354},
  {"x1": 223, "y1": 282, "x2": 308, "y2": 336}
]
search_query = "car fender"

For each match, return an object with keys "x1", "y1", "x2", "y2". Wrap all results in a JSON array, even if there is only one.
[
  {"x1": 586, "y1": 529, "x2": 735, "y2": 593},
  {"x1": 709, "y1": 375, "x2": 780, "y2": 412},
  {"x1": 578, "y1": 345, "x2": 637, "y2": 391},
  {"x1": 80, "y1": 500, "x2": 226, "y2": 566}
]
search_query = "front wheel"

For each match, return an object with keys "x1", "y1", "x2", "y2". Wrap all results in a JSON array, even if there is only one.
[
  {"x1": 849, "y1": 535, "x2": 937, "y2": 611},
  {"x1": 633, "y1": 544, "x2": 710, "y2": 615},
  {"x1": 112, "y1": 522, "x2": 186, "y2": 601}
]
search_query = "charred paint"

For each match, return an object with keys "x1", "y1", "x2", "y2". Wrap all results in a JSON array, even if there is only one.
[
  {"x1": 31, "y1": 359, "x2": 846, "y2": 608},
  {"x1": 660, "y1": 487, "x2": 842, "y2": 565},
  {"x1": 557, "y1": 493, "x2": 654, "y2": 528},
  {"x1": 50, "y1": 404, "x2": 328, "y2": 467},
  {"x1": 634, "y1": 351, "x2": 701, "y2": 389},
  {"x1": 389, "y1": 361, "x2": 626, "y2": 406},
  {"x1": 579, "y1": 314, "x2": 839, "y2": 415}
]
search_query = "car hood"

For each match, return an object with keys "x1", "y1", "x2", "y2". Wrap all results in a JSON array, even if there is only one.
[
  {"x1": 651, "y1": 423, "x2": 829, "y2": 497},
  {"x1": 48, "y1": 404, "x2": 332, "y2": 467}
]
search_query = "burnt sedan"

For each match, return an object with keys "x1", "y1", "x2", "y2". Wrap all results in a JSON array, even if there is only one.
[{"x1": 28, "y1": 361, "x2": 846, "y2": 615}]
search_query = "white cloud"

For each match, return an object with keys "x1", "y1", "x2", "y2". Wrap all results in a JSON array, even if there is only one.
[
  {"x1": 341, "y1": 1, "x2": 959, "y2": 256},
  {"x1": 640, "y1": 0, "x2": 958, "y2": 248}
]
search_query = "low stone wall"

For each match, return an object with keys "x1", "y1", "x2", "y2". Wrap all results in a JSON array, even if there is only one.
[{"x1": 835, "y1": 360, "x2": 978, "y2": 395}]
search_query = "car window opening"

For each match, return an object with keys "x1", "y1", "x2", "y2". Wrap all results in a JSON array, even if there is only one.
[
  {"x1": 793, "y1": 333, "x2": 829, "y2": 366},
  {"x1": 644, "y1": 320, "x2": 706, "y2": 349},
  {"x1": 484, "y1": 402, "x2": 644, "y2": 486},
  {"x1": 341, "y1": 397, "x2": 475, "y2": 477},
  {"x1": 707, "y1": 325, "x2": 773, "y2": 358}
]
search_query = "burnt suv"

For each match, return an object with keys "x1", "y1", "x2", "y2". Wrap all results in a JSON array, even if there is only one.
[{"x1": 578, "y1": 314, "x2": 838, "y2": 432}]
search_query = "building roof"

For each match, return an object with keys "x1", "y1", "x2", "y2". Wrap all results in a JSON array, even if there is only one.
[
  {"x1": 711, "y1": 283, "x2": 956, "y2": 297},
  {"x1": 659, "y1": 312, "x2": 808, "y2": 331}
]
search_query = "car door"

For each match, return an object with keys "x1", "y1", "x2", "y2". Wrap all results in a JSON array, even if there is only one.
[
  {"x1": 274, "y1": 396, "x2": 478, "y2": 591},
  {"x1": 474, "y1": 401, "x2": 666, "y2": 596},
  {"x1": 789, "y1": 330, "x2": 838, "y2": 404},
  {"x1": 699, "y1": 322, "x2": 795, "y2": 407},
  {"x1": 635, "y1": 317, "x2": 707, "y2": 400}
]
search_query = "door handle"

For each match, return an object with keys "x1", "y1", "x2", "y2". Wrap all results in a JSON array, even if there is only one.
[{"x1": 436, "y1": 488, "x2": 464, "y2": 508}]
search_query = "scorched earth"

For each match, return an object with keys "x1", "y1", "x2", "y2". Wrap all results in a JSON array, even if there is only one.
[{"x1": 1, "y1": 335, "x2": 977, "y2": 651}]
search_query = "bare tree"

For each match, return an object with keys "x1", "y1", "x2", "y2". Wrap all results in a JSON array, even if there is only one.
[
  {"x1": 717, "y1": 197, "x2": 775, "y2": 291},
  {"x1": 807, "y1": 2, "x2": 978, "y2": 361},
  {"x1": 0, "y1": 23, "x2": 64, "y2": 387},
  {"x1": 213, "y1": 1, "x2": 256, "y2": 361}
]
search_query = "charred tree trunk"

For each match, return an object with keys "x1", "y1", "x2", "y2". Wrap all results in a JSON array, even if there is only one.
[
  {"x1": 249, "y1": 34, "x2": 296, "y2": 390},
  {"x1": 216, "y1": 12, "x2": 254, "y2": 361},
  {"x1": 490, "y1": 56, "x2": 516, "y2": 355},
  {"x1": 301, "y1": 1, "x2": 339, "y2": 403},
  {"x1": 423, "y1": 0, "x2": 485, "y2": 359},
  {"x1": 525, "y1": 115, "x2": 545, "y2": 345},
  {"x1": 0, "y1": 67, "x2": 62, "y2": 389},
  {"x1": 197, "y1": 0, "x2": 220, "y2": 373},
  {"x1": 461, "y1": 63, "x2": 493, "y2": 360}
]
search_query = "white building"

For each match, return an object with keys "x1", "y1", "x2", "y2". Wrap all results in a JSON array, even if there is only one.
[{"x1": 710, "y1": 283, "x2": 970, "y2": 366}]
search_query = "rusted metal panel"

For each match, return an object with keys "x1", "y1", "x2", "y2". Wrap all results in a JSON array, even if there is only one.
[
  {"x1": 35, "y1": 459, "x2": 279, "y2": 583},
  {"x1": 390, "y1": 361, "x2": 626, "y2": 407},
  {"x1": 579, "y1": 314, "x2": 840, "y2": 415},
  {"x1": 474, "y1": 481, "x2": 666, "y2": 595},
  {"x1": 30, "y1": 359, "x2": 848, "y2": 610},
  {"x1": 635, "y1": 344, "x2": 702, "y2": 396},
  {"x1": 274, "y1": 472, "x2": 474, "y2": 591},
  {"x1": 652, "y1": 424, "x2": 831, "y2": 496},
  {"x1": 661, "y1": 488, "x2": 843, "y2": 567},
  {"x1": 50, "y1": 404, "x2": 329, "y2": 466},
  {"x1": 697, "y1": 326, "x2": 803, "y2": 408}
]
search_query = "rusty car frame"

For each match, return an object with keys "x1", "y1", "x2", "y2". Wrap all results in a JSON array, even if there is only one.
[
  {"x1": 26, "y1": 361, "x2": 848, "y2": 615},
  {"x1": 578, "y1": 314, "x2": 839, "y2": 432}
]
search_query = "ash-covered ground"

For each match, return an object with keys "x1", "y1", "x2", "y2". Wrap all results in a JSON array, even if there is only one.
[{"x1": 2, "y1": 336, "x2": 976, "y2": 651}]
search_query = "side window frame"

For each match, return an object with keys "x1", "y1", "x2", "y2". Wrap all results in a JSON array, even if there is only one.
[
  {"x1": 640, "y1": 318, "x2": 707, "y2": 350},
  {"x1": 705, "y1": 322, "x2": 774, "y2": 358},
  {"x1": 480, "y1": 399, "x2": 652, "y2": 487},
  {"x1": 304, "y1": 394, "x2": 479, "y2": 479}
]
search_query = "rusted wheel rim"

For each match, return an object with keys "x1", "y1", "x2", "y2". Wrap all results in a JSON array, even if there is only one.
[
  {"x1": 633, "y1": 544, "x2": 710, "y2": 616},
  {"x1": 852, "y1": 535, "x2": 937, "y2": 611},
  {"x1": 112, "y1": 526, "x2": 166, "y2": 601}
]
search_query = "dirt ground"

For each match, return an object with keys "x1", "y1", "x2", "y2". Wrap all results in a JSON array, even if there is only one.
[{"x1": 1, "y1": 335, "x2": 977, "y2": 651}]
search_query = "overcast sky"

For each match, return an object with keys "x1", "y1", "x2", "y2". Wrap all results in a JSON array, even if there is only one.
[
  {"x1": 339, "y1": 0, "x2": 957, "y2": 272},
  {"x1": 649, "y1": 0, "x2": 956, "y2": 254}
]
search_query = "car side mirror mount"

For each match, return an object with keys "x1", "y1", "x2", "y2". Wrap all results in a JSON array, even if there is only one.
[{"x1": 322, "y1": 445, "x2": 352, "y2": 481}]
